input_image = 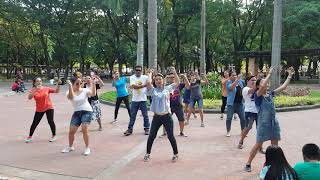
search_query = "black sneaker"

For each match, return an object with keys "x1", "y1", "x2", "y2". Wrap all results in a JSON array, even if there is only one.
[
  {"x1": 244, "y1": 164, "x2": 251, "y2": 172},
  {"x1": 172, "y1": 154, "x2": 179, "y2": 162},
  {"x1": 144, "y1": 154, "x2": 150, "y2": 162},
  {"x1": 124, "y1": 130, "x2": 132, "y2": 136},
  {"x1": 180, "y1": 132, "x2": 188, "y2": 137},
  {"x1": 144, "y1": 129, "x2": 150, "y2": 135}
]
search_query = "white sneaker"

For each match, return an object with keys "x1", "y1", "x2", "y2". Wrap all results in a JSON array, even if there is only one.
[
  {"x1": 25, "y1": 137, "x2": 32, "y2": 143},
  {"x1": 84, "y1": 147, "x2": 91, "y2": 156},
  {"x1": 49, "y1": 136, "x2": 57, "y2": 142},
  {"x1": 226, "y1": 132, "x2": 231, "y2": 137},
  {"x1": 110, "y1": 119, "x2": 118, "y2": 124},
  {"x1": 61, "y1": 146, "x2": 75, "y2": 153}
]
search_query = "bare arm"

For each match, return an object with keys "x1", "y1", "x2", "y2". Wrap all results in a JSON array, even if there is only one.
[
  {"x1": 256, "y1": 67, "x2": 276, "y2": 97},
  {"x1": 146, "y1": 70, "x2": 154, "y2": 89},
  {"x1": 274, "y1": 67, "x2": 295, "y2": 95},
  {"x1": 182, "y1": 74, "x2": 190, "y2": 89},
  {"x1": 28, "y1": 88, "x2": 37, "y2": 100},
  {"x1": 54, "y1": 79, "x2": 61, "y2": 93},
  {"x1": 67, "y1": 81, "x2": 74, "y2": 100},
  {"x1": 200, "y1": 73, "x2": 209, "y2": 85},
  {"x1": 87, "y1": 80, "x2": 97, "y2": 97},
  {"x1": 172, "y1": 68, "x2": 180, "y2": 87},
  {"x1": 95, "y1": 76, "x2": 104, "y2": 86}
]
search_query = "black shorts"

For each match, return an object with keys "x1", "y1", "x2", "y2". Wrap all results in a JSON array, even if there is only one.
[{"x1": 171, "y1": 105, "x2": 185, "y2": 122}]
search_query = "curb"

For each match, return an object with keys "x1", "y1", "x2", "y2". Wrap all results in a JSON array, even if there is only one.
[{"x1": 99, "y1": 99, "x2": 320, "y2": 114}]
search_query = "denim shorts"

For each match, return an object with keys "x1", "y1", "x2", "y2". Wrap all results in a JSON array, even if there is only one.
[
  {"x1": 189, "y1": 98, "x2": 203, "y2": 109},
  {"x1": 70, "y1": 111, "x2": 93, "y2": 127},
  {"x1": 245, "y1": 112, "x2": 257, "y2": 129}
]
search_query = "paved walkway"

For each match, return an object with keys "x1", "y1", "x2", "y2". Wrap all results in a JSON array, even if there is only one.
[{"x1": 0, "y1": 82, "x2": 319, "y2": 180}]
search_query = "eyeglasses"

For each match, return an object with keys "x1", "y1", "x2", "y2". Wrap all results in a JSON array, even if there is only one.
[{"x1": 135, "y1": 69, "x2": 142, "y2": 72}]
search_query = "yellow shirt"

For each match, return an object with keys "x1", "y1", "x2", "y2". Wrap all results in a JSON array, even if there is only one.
[{"x1": 221, "y1": 78, "x2": 228, "y2": 97}]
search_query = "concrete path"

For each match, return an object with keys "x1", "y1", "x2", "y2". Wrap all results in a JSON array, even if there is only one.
[{"x1": 0, "y1": 82, "x2": 319, "y2": 180}]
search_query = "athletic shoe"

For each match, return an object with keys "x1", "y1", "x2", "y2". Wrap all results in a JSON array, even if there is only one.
[
  {"x1": 200, "y1": 123, "x2": 205, "y2": 127},
  {"x1": 193, "y1": 114, "x2": 197, "y2": 119},
  {"x1": 144, "y1": 129, "x2": 150, "y2": 135},
  {"x1": 244, "y1": 164, "x2": 251, "y2": 172},
  {"x1": 172, "y1": 154, "x2": 179, "y2": 162},
  {"x1": 61, "y1": 146, "x2": 75, "y2": 153},
  {"x1": 124, "y1": 130, "x2": 132, "y2": 136},
  {"x1": 180, "y1": 132, "x2": 188, "y2": 137},
  {"x1": 237, "y1": 143, "x2": 243, "y2": 149},
  {"x1": 233, "y1": 115, "x2": 238, "y2": 121},
  {"x1": 144, "y1": 154, "x2": 150, "y2": 162},
  {"x1": 25, "y1": 137, "x2": 32, "y2": 143},
  {"x1": 110, "y1": 119, "x2": 118, "y2": 124},
  {"x1": 84, "y1": 147, "x2": 91, "y2": 156},
  {"x1": 49, "y1": 136, "x2": 57, "y2": 142},
  {"x1": 220, "y1": 114, "x2": 224, "y2": 120},
  {"x1": 98, "y1": 127, "x2": 103, "y2": 131},
  {"x1": 259, "y1": 148, "x2": 266, "y2": 154},
  {"x1": 226, "y1": 132, "x2": 231, "y2": 137},
  {"x1": 159, "y1": 133, "x2": 167, "y2": 138}
]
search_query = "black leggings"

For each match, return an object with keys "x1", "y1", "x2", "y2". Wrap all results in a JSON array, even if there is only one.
[
  {"x1": 114, "y1": 96, "x2": 131, "y2": 120},
  {"x1": 221, "y1": 96, "x2": 227, "y2": 113},
  {"x1": 29, "y1": 109, "x2": 56, "y2": 137},
  {"x1": 147, "y1": 114, "x2": 178, "y2": 155}
]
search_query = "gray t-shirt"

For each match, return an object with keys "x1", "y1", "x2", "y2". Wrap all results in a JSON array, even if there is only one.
[
  {"x1": 190, "y1": 80, "x2": 203, "y2": 99},
  {"x1": 147, "y1": 84, "x2": 176, "y2": 114}
]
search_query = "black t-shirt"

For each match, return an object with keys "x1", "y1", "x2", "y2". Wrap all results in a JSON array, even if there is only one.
[
  {"x1": 84, "y1": 83, "x2": 101, "y2": 103},
  {"x1": 234, "y1": 85, "x2": 243, "y2": 103}
]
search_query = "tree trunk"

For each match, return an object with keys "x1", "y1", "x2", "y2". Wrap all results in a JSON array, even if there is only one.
[
  {"x1": 136, "y1": 0, "x2": 144, "y2": 67},
  {"x1": 148, "y1": 0, "x2": 157, "y2": 69},
  {"x1": 270, "y1": 0, "x2": 283, "y2": 90},
  {"x1": 200, "y1": 0, "x2": 206, "y2": 74}
]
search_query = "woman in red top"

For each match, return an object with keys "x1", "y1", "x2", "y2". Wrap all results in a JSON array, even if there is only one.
[{"x1": 25, "y1": 77, "x2": 61, "y2": 143}]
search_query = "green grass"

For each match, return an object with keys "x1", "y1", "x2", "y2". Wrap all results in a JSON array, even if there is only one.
[{"x1": 100, "y1": 90, "x2": 320, "y2": 109}]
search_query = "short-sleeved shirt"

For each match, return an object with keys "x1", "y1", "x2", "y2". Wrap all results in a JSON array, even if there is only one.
[
  {"x1": 84, "y1": 83, "x2": 101, "y2": 103},
  {"x1": 147, "y1": 84, "x2": 176, "y2": 114},
  {"x1": 221, "y1": 78, "x2": 228, "y2": 97},
  {"x1": 294, "y1": 162, "x2": 320, "y2": 180},
  {"x1": 170, "y1": 83, "x2": 185, "y2": 106},
  {"x1": 260, "y1": 165, "x2": 294, "y2": 180},
  {"x1": 114, "y1": 76, "x2": 129, "y2": 98},
  {"x1": 242, "y1": 87, "x2": 257, "y2": 113},
  {"x1": 130, "y1": 75, "x2": 148, "y2": 102},
  {"x1": 190, "y1": 80, "x2": 202, "y2": 99},
  {"x1": 67, "y1": 88, "x2": 93, "y2": 112},
  {"x1": 33, "y1": 87, "x2": 56, "y2": 112}
]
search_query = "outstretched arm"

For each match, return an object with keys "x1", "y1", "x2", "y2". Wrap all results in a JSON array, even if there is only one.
[
  {"x1": 256, "y1": 66, "x2": 276, "y2": 97},
  {"x1": 274, "y1": 67, "x2": 295, "y2": 95}
]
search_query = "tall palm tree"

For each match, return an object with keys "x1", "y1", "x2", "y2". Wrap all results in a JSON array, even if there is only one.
[
  {"x1": 271, "y1": 0, "x2": 283, "y2": 90},
  {"x1": 200, "y1": 0, "x2": 206, "y2": 74},
  {"x1": 148, "y1": 0, "x2": 157, "y2": 69},
  {"x1": 136, "y1": 0, "x2": 144, "y2": 67}
]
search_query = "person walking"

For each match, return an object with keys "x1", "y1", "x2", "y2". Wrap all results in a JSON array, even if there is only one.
[{"x1": 220, "y1": 71, "x2": 229, "y2": 120}]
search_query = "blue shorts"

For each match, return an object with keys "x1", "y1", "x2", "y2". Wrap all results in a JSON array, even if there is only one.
[
  {"x1": 189, "y1": 98, "x2": 203, "y2": 109},
  {"x1": 70, "y1": 111, "x2": 93, "y2": 127},
  {"x1": 245, "y1": 112, "x2": 257, "y2": 129}
]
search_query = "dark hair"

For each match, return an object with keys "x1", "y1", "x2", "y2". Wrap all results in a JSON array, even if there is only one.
[
  {"x1": 135, "y1": 65, "x2": 142, "y2": 70},
  {"x1": 302, "y1": 143, "x2": 320, "y2": 161},
  {"x1": 70, "y1": 77, "x2": 78, "y2": 85},
  {"x1": 154, "y1": 73, "x2": 164, "y2": 78},
  {"x1": 32, "y1": 77, "x2": 40, "y2": 87},
  {"x1": 245, "y1": 76, "x2": 255, "y2": 85},
  {"x1": 264, "y1": 145, "x2": 298, "y2": 180},
  {"x1": 256, "y1": 79, "x2": 262, "y2": 90},
  {"x1": 229, "y1": 70, "x2": 236, "y2": 77}
]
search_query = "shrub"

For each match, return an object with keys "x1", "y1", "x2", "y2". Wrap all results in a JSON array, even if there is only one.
[{"x1": 202, "y1": 72, "x2": 222, "y2": 99}]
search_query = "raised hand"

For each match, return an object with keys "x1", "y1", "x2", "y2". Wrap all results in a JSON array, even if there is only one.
[
  {"x1": 287, "y1": 67, "x2": 295, "y2": 77},
  {"x1": 66, "y1": 80, "x2": 72, "y2": 86}
]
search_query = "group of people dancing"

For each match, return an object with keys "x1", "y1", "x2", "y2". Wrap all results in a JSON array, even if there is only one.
[{"x1": 23, "y1": 65, "x2": 319, "y2": 179}]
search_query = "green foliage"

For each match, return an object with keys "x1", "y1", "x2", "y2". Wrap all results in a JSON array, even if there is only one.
[{"x1": 202, "y1": 72, "x2": 222, "y2": 99}]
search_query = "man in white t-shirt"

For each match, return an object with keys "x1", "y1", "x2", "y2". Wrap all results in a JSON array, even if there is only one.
[
  {"x1": 238, "y1": 75, "x2": 259, "y2": 149},
  {"x1": 124, "y1": 66, "x2": 150, "y2": 136}
]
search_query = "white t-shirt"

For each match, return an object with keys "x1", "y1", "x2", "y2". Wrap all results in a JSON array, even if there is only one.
[
  {"x1": 242, "y1": 86, "x2": 258, "y2": 113},
  {"x1": 67, "y1": 88, "x2": 93, "y2": 112},
  {"x1": 130, "y1": 75, "x2": 148, "y2": 102}
]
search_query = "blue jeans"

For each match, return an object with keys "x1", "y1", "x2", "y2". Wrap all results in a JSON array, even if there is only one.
[
  {"x1": 226, "y1": 103, "x2": 245, "y2": 132},
  {"x1": 128, "y1": 101, "x2": 150, "y2": 132}
]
